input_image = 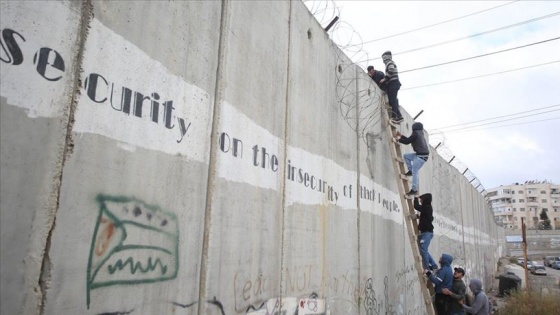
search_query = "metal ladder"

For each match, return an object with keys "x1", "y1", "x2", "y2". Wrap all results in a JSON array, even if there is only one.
[{"x1": 382, "y1": 102, "x2": 436, "y2": 315}]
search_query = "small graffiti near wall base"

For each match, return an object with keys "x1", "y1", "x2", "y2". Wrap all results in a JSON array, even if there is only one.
[{"x1": 86, "y1": 195, "x2": 179, "y2": 308}]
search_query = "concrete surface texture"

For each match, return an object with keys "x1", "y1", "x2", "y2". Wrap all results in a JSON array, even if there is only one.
[{"x1": 0, "y1": 1, "x2": 504, "y2": 314}]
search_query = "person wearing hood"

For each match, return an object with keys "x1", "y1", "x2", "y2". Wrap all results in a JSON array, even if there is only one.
[
  {"x1": 395, "y1": 122, "x2": 429, "y2": 196},
  {"x1": 461, "y1": 279, "x2": 489, "y2": 315},
  {"x1": 414, "y1": 193, "x2": 438, "y2": 270},
  {"x1": 425, "y1": 253, "x2": 454, "y2": 315},
  {"x1": 379, "y1": 51, "x2": 403, "y2": 124}
]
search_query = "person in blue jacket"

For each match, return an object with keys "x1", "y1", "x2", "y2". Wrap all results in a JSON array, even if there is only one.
[{"x1": 425, "y1": 253, "x2": 454, "y2": 315}]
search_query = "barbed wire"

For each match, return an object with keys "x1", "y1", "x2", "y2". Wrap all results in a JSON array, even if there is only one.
[{"x1": 304, "y1": 0, "x2": 487, "y2": 192}]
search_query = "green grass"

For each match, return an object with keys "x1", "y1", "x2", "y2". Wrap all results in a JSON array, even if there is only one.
[
  {"x1": 497, "y1": 290, "x2": 560, "y2": 315},
  {"x1": 509, "y1": 257, "x2": 517, "y2": 264}
]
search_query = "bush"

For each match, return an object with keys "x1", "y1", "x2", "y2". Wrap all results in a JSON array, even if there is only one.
[
  {"x1": 509, "y1": 257, "x2": 517, "y2": 264},
  {"x1": 497, "y1": 290, "x2": 560, "y2": 315}
]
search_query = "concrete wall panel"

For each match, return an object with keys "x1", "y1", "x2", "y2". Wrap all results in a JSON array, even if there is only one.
[
  {"x1": 38, "y1": 1, "x2": 221, "y2": 314},
  {"x1": 0, "y1": 1, "x2": 84, "y2": 314},
  {"x1": 0, "y1": 1, "x2": 504, "y2": 315}
]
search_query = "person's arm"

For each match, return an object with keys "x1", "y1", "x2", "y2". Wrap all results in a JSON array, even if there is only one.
[
  {"x1": 414, "y1": 197, "x2": 421, "y2": 211},
  {"x1": 426, "y1": 270, "x2": 444, "y2": 286},
  {"x1": 450, "y1": 284, "x2": 466, "y2": 302},
  {"x1": 398, "y1": 132, "x2": 417, "y2": 145},
  {"x1": 462, "y1": 294, "x2": 484, "y2": 314}
]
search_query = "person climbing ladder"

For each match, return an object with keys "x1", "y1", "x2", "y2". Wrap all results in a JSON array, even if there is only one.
[
  {"x1": 414, "y1": 193, "x2": 438, "y2": 271},
  {"x1": 394, "y1": 122, "x2": 430, "y2": 196}
]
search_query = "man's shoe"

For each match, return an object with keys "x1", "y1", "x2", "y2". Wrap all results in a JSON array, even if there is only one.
[
  {"x1": 406, "y1": 189, "x2": 418, "y2": 196},
  {"x1": 404, "y1": 170, "x2": 412, "y2": 176},
  {"x1": 393, "y1": 117, "x2": 404, "y2": 123},
  {"x1": 390, "y1": 118, "x2": 402, "y2": 125}
]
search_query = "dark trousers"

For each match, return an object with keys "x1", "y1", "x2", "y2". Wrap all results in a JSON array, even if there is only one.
[
  {"x1": 386, "y1": 80, "x2": 402, "y2": 119},
  {"x1": 434, "y1": 293, "x2": 449, "y2": 315}
]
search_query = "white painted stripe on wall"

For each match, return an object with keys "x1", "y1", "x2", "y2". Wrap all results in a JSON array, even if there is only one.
[{"x1": 73, "y1": 18, "x2": 212, "y2": 162}]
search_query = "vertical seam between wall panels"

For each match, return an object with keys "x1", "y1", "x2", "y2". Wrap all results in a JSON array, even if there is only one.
[
  {"x1": 198, "y1": 0, "x2": 229, "y2": 313},
  {"x1": 38, "y1": 1, "x2": 93, "y2": 314},
  {"x1": 355, "y1": 66, "x2": 362, "y2": 306},
  {"x1": 279, "y1": 0, "x2": 292, "y2": 310}
]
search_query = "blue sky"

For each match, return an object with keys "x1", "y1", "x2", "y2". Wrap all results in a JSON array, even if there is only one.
[{"x1": 306, "y1": 0, "x2": 560, "y2": 190}]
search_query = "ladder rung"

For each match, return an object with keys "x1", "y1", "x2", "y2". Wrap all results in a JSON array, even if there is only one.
[
  {"x1": 395, "y1": 157, "x2": 404, "y2": 163},
  {"x1": 391, "y1": 137, "x2": 399, "y2": 144},
  {"x1": 400, "y1": 174, "x2": 410, "y2": 181}
]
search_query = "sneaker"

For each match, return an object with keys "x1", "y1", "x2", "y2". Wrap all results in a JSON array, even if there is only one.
[
  {"x1": 390, "y1": 118, "x2": 402, "y2": 125},
  {"x1": 404, "y1": 170, "x2": 412, "y2": 176},
  {"x1": 406, "y1": 189, "x2": 418, "y2": 196}
]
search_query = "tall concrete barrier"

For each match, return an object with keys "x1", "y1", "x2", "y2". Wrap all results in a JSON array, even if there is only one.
[{"x1": 1, "y1": 1, "x2": 503, "y2": 314}]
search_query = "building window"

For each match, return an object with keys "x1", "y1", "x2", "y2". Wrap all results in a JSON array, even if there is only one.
[
  {"x1": 542, "y1": 199, "x2": 547, "y2": 203},
  {"x1": 520, "y1": 208, "x2": 525, "y2": 211},
  {"x1": 513, "y1": 199, "x2": 516, "y2": 203},
  {"x1": 514, "y1": 217, "x2": 518, "y2": 220},
  {"x1": 518, "y1": 190, "x2": 523, "y2": 194},
  {"x1": 543, "y1": 208, "x2": 548, "y2": 212},
  {"x1": 513, "y1": 208, "x2": 517, "y2": 212},
  {"x1": 519, "y1": 199, "x2": 525, "y2": 202},
  {"x1": 541, "y1": 190, "x2": 546, "y2": 194}
]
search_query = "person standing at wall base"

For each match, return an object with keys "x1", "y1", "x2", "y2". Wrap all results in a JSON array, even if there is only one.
[
  {"x1": 425, "y1": 253, "x2": 454, "y2": 315},
  {"x1": 443, "y1": 267, "x2": 467, "y2": 315},
  {"x1": 461, "y1": 279, "x2": 490, "y2": 315}
]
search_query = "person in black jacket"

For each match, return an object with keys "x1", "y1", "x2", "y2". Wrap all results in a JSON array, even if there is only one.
[
  {"x1": 367, "y1": 65, "x2": 386, "y2": 91},
  {"x1": 414, "y1": 193, "x2": 438, "y2": 270},
  {"x1": 395, "y1": 122, "x2": 429, "y2": 196}
]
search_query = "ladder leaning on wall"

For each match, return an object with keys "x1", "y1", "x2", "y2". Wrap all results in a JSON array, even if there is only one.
[{"x1": 381, "y1": 101, "x2": 436, "y2": 315}]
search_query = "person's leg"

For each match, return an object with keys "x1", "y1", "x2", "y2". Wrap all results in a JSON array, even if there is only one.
[
  {"x1": 419, "y1": 232, "x2": 433, "y2": 269},
  {"x1": 428, "y1": 253, "x2": 438, "y2": 270},
  {"x1": 411, "y1": 155, "x2": 426, "y2": 191},
  {"x1": 386, "y1": 82, "x2": 400, "y2": 119},
  {"x1": 403, "y1": 153, "x2": 414, "y2": 174}
]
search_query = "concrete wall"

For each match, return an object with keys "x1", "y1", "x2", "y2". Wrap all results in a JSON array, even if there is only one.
[{"x1": 1, "y1": 1, "x2": 504, "y2": 314}]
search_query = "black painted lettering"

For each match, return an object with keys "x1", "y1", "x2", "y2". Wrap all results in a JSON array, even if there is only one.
[
  {"x1": 133, "y1": 92, "x2": 150, "y2": 118},
  {"x1": 0, "y1": 28, "x2": 25, "y2": 65},
  {"x1": 271, "y1": 155, "x2": 278, "y2": 172},
  {"x1": 151, "y1": 93, "x2": 160, "y2": 123},
  {"x1": 33, "y1": 47, "x2": 64, "y2": 81},
  {"x1": 163, "y1": 100, "x2": 175, "y2": 129},
  {"x1": 220, "y1": 132, "x2": 230, "y2": 153},
  {"x1": 260, "y1": 147, "x2": 269, "y2": 169},
  {"x1": 121, "y1": 87, "x2": 133, "y2": 114},
  {"x1": 252, "y1": 145, "x2": 259, "y2": 166},
  {"x1": 310, "y1": 176, "x2": 316, "y2": 189},
  {"x1": 232, "y1": 138, "x2": 243, "y2": 158},
  {"x1": 176, "y1": 118, "x2": 190, "y2": 143},
  {"x1": 84, "y1": 73, "x2": 108, "y2": 103}
]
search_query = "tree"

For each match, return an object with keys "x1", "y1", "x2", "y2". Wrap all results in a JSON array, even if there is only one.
[{"x1": 538, "y1": 209, "x2": 552, "y2": 230}]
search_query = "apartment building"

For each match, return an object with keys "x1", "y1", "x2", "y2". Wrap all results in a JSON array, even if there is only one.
[{"x1": 487, "y1": 181, "x2": 560, "y2": 230}]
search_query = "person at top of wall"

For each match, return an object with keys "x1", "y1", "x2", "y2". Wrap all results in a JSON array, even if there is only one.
[
  {"x1": 414, "y1": 193, "x2": 438, "y2": 271},
  {"x1": 379, "y1": 51, "x2": 403, "y2": 124},
  {"x1": 367, "y1": 65, "x2": 386, "y2": 91},
  {"x1": 425, "y1": 253, "x2": 454, "y2": 315},
  {"x1": 395, "y1": 122, "x2": 429, "y2": 196}
]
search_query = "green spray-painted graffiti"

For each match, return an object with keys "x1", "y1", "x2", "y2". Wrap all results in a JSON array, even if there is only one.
[{"x1": 86, "y1": 195, "x2": 179, "y2": 308}]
